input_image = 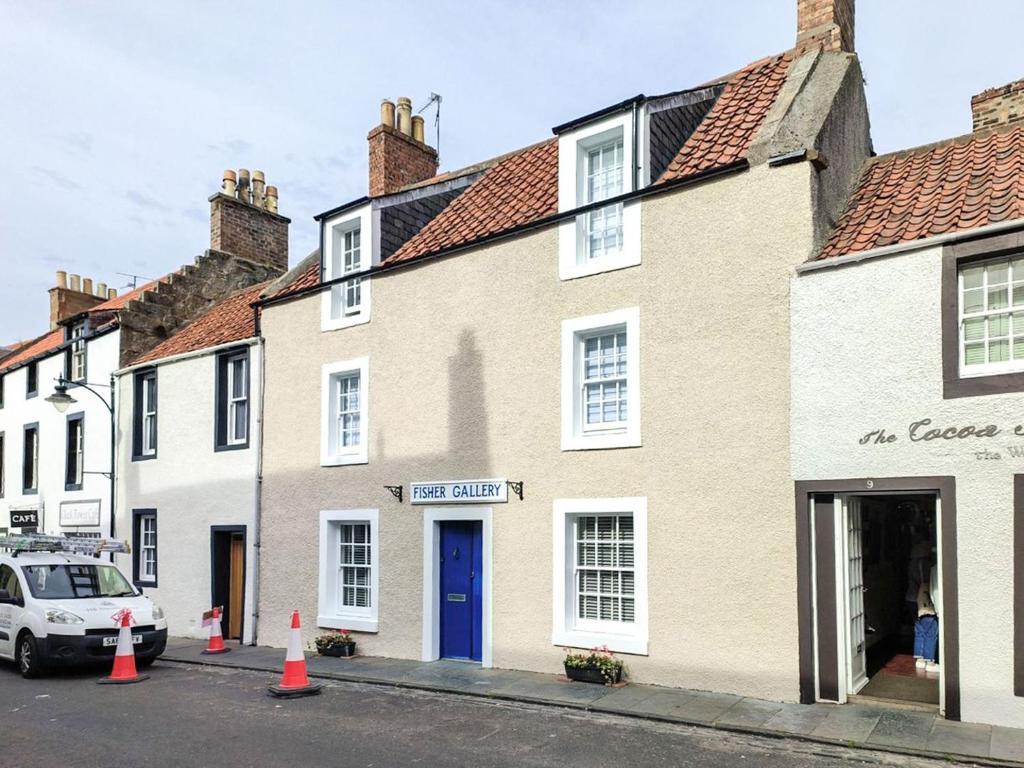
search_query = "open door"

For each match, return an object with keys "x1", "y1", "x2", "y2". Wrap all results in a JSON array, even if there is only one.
[
  {"x1": 845, "y1": 496, "x2": 868, "y2": 694},
  {"x1": 211, "y1": 526, "x2": 246, "y2": 642}
]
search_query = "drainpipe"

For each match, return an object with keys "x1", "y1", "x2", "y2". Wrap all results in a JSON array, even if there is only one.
[{"x1": 250, "y1": 310, "x2": 265, "y2": 645}]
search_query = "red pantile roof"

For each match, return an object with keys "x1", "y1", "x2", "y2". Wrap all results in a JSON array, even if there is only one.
[
  {"x1": 660, "y1": 53, "x2": 793, "y2": 181},
  {"x1": 816, "y1": 125, "x2": 1024, "y2": 260},
  {"x1": 385, "y1": 139, "x2": 558, "y2": 265},
  {"x1": 133, "y1": 282, "x2": 268, "y2": 365},
  {"x1": 0, "y1": 329, "x2": 64, "y2": 373}
]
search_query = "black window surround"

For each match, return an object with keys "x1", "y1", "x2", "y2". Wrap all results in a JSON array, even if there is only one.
[
  {"x1": 0, "y1": 373, "x2": 6, "y2": 409},
  {"x1": 25, "y1": 362, "x2": 38, "y2": 399},
  {"x1": 64, "y1": 412, "x2": 85, "y2": 491},
  {"x1": 942, "y1": 228, "x2": 1024, "y2": 399},
  {"x1": 131, "y1": 368, "x2": 158, "y2": 461},
  {"x1": 22, "y1": 422, "x2": 38, "y2": 495},
  {"x1": 131, "y1": 509, "x2": 158, "y2": 587},
  {"x1": 0, "y1": 430, "x2": 5, "y2": 499},
  {"x1": 214, "y1": 346, "x2": 250, "y2": 451}
]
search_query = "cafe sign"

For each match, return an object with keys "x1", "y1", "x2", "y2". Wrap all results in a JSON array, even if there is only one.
[{"x1": 410, "y1": 479, "x2": 508, "y2": 505}]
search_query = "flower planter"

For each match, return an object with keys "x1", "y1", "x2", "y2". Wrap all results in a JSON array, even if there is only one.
[
  {"x1": 564, "y1": 663, "x2": 621, "y2": 685},
  {"x1": 320, "y1": 642, "x2": 356, "y2": 658}
]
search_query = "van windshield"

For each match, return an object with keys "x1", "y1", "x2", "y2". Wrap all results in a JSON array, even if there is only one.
[{"x1": 21, "y1": 564, "x2": 136, "y2": 600}]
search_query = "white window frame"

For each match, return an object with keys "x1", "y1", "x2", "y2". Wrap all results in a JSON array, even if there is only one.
[
  {"x1": 226, "y1": 352, "x2": 248, "y2": 446},
  {"x1": 958, "y1": 254, "x2": 1024, "y2": 377},
  {"x1": 140, "y1": 514, "x2": 157, "y2": 582},
  {"x1": 321, "y1": 357, "x2": 369, "y2": 466},
  {"x1": 318, "y1": 509, "x2": 379, "y2": 632},
  {"x1": 557, "y1": 111, "x2": 645, "y2": 281},
  {"x1": 552, "y1": 497, "x2": 648, "y2": 655},
  {"x1": 321, "y1": 203, "x2": 373, "y2": 332},
  {"x1": 70, "y1": 322, "x2": 86, "y2": 381},
  {"x1": 141, "y1": 373, "x2": 157, "y2": 457},
  {"x1": 561, "y1": 307, "x2": 641, "y2": 451}
]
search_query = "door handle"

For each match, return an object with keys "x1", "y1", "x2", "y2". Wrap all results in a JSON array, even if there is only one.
[{"x1": 861, "y1": 586, "x2": 868, "y2": 593}]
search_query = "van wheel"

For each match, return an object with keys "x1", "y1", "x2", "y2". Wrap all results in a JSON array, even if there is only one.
[{"x1": 17, "y1": 633, "x2": 44, "y2": 679}]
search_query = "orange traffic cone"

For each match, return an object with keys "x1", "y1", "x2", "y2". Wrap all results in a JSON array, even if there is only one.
[
  {"x1": 267, "y1": 611, "x2": 321, "y2": 698},
  {"x1": 202, "y1": 607, "x2": 231, "y2": 655},
  {"x1": 98, "y1": 609, "x2": 149, "y2": 685}
]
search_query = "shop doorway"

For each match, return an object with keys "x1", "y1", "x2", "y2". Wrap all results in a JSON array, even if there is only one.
[
  {"x1": 842, "y1": 494, "x2": 939, "y2": 707},
  {"x1": 211, "y1": 526, "x2": 246, "y2": 642}
]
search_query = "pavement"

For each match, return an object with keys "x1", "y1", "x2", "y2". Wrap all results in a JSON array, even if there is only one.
[
  {"x1": 163, "y1": 637, "x2": 1024, "y2": 766},
  {"x1": 0, "y1": 658, "x2": 985, "y2": 768}
]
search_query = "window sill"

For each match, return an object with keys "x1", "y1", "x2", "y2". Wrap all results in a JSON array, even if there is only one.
[
  {"x1": 321, "y1": 452, "x2": 368, "y2": 467},
  {"x1": 559, "y1": 251, "x2": 642, "y2": 281},
  {"x1": 322, "y1": 312, "x2": 370, "y2": 333},
  {"x1": 214, "y1": 441, "x2": 250, "y2": 453},
  {"x1": 552, "y1": 628, "x2": 647, "y2": 656},
  {"x1": 64, "y1": 483, "x2": 83, "y2": 492},
  {"x1": 317, "y1": 615, "x2": 378, "y2": 633},
  {"x1": 131, "y1": 453, "x2": 158, "y2": 463},
  {"x1": 562, "y1": 431, "x2": 641, "y2": 452}
]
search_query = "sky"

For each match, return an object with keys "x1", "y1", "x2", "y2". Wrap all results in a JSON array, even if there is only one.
[{"x1": 1, "y1": 1, "x2": 1023, "y2": 343}]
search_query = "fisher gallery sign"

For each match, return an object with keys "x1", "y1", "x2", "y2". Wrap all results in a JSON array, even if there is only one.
[{"x1": 411, "y1": 479, "x2": 508, "y2": 505}]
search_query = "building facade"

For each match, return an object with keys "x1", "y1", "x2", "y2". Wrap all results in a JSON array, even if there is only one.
[
  {"x1": 256, "y1": 0, "x2": 869, "y2": 705},
  {"x1": 111, "y1": 172, "x2": 293, "y2": 645},
  {"x1": 792, "y1": 81, "x2": 1024, "y2": 726}
]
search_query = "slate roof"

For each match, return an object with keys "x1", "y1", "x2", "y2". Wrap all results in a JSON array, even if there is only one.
[
  {"x1": 815, "y1": 125, "x2": 1024, "y2": 260},
  {"x1": 133, "y1": 281, "x2": 269, "y2": 365}
]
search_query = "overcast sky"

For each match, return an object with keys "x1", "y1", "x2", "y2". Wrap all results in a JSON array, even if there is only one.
[{"x1": 2, "y1": 1, "x2": 1022, "y2": 342}]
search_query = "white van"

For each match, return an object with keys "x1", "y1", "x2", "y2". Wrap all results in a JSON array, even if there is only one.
[{"x1": 0, "y1": 550, "x2": 168, "y2": 677}]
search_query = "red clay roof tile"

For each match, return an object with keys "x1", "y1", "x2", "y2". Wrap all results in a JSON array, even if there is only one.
[
  {"x1": 0, "y1": 329, "x2": 64, "y2": 373},
  {"x1": 817, "y1": 126, "x2": 1024, "y2": 260},
  {"x1": 133, "y1": 282, "x2": 268, "y2": 365}
]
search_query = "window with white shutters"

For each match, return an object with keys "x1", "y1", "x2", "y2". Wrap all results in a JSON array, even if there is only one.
[
  {"x1": 322, "y1": 205, "x2": 372, "y2": 331},
  {"x1": 574, "y1": 515, "x2": 634, "y2": 625},
  {"x1": 339, "y1": 523, "x2": 372, "y2": 612},
  {"x1": 331, "y1": 225, "x2": 362, "y2": 319},
  {"x1": 959, "y1": 254, "x2": 1024, "y2": 375},
  {"x1": 552, "y1": 497, "x2": 648, "y2": 655},
  {"x1": 318, "y1": 509, "x2": 379, "y2": 632}
]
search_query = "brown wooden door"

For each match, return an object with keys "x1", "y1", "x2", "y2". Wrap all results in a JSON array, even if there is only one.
[{"x1": 227, "y1": 535, "x2": 244, "y2": 640}]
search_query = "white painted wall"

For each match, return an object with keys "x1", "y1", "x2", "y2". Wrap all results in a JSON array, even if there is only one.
[
  {"x1": 792, "y1": 245, "x2": 1024, "y2": 727},
  {"x1": 0, "y1": 329, "x2": 119, "y2": 537},
  {"x1": 114, "y1": 342, "x2": 260, "y2": 644}
]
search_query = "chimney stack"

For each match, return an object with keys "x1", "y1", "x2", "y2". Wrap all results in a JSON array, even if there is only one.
[
  {"x1": 796, "y1": 0, "x2": 854, "y2": 53},
  {"x1": 972, "y1": 78, "x2": 1024, "y2": 132},
  {"x1": 367, "y1": 95, "x2": 439, "y2": 197},
  {"x1": 48, "y1": 270, "x2": 108, "y2": 329},
  {"x1": 210, "y1": 168, "x2": 290, "y2": 272}
]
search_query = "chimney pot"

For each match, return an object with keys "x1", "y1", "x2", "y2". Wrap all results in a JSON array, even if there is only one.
[
  {"x1": 108, "y1": 287, "x2": 118, "y2": 299},
  {"x1": 266, "y1": 185, "x2": 279, "y2": 214},
  {"x1": 222, "y1": 169, "x2": 237, "y2": 197},
  {"x1": 397, "y1": 97, "x2": 413, "y2": 136},
  {"x1": 82, "y1": 278, "x2": 93, "y2": 295},
  {"x1": 56, "y1": 270, "x2": 67, "y2": 289},
  {"x1": 237, "y1": 168, "x2": 251, "y2": 204},
  {"x1": 70, "y1": 274, "x2": 81, "y2": 292},
  {"x1": 96, "y1": 282, "x2": 107, "y2": 297},
  {"x1": 796, "y1": 0, "x2": 854, "y2": 53},
  {"x1": 252, "y1": 170, "x2": 266, "y2": 208},
  {"x1": 381, "y1": 99, "x2": 396, "y2": 129},
  {"x1": 412, "y1": 115, "x2": 426, "y2": 144}
]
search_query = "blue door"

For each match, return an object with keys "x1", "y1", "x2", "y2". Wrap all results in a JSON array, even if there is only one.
[{"x1": 439, "y1": 521, "x2": 482, "y2": 661}]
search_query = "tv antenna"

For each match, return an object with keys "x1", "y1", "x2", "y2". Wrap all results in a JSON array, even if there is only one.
[
  {"x1": 417, "y1": 92, "x2": 443, "y2": 163},
  {"x1": 115, "y1": 271, "x2": 153, "y2": 290}
]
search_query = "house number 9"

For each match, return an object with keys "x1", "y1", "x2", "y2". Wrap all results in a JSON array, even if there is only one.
[{"x1": 865, "y1": 480, "x2": 874, "y2": 489}]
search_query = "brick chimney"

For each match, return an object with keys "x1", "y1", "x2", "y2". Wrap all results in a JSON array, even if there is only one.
[
  {"x1": 368, "y1": 97, "x2": 439, "y2": 197},
  {"x1": 796, "y1": 0, "x2": 854, "y2": 53},
  {"x1": 972, "y1": 78, "x2": 1024, "y2": 132},
  {"x1": 209, "y1": 168, "x2": 290, "y2": 272},
  {"x1": 48, "y1": 271, "x2": 116, "y2": 329}
]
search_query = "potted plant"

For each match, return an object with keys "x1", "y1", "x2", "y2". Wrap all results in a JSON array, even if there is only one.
[
  {"x1": 314, "y1": 629, "x2": 356, "y2": 658},
  {"x1": 562, "y1": 646, "x2": 623, "y2": 685}
]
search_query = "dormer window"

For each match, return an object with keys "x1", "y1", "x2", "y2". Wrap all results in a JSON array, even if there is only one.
[
  {"x1": 322, "y1": 203, "x2": 373, "y2": 332},
  {"x1": 557, "y1": 110, "x2": 644, "y2": 281},
  {"x1": 68, "y1": 321, "x2": 87, "y2": 381}
]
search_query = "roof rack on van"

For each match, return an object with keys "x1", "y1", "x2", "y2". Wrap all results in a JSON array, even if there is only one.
[{"x1": 0, "y1": 533, "x2": 131, "y2": 557}]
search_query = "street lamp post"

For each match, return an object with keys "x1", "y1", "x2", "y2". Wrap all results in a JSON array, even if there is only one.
[{"x1": 45, "y1": 375, "x2": 117, "y2": 546}]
